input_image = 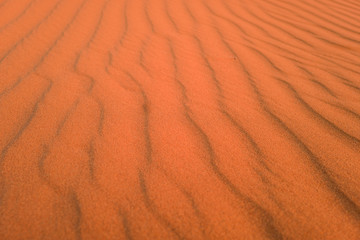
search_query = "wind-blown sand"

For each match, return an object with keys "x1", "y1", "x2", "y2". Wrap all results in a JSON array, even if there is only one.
[{"x1": 0, "y1": 0, "x2": 360, "y2": 239}]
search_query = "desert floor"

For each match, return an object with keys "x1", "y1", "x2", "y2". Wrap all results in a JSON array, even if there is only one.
[{"x1": 0, "y1": 0, "x2": 360, "y2": 239}]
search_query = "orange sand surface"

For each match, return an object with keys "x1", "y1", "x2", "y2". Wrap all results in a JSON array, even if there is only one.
[{"x1": 0, "y1": 0, "x2": 360, "y2": 239}]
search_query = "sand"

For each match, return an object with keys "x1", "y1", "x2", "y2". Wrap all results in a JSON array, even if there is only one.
[{"x1": 0, "y1": 0, "x2": 360, "y2": 239}]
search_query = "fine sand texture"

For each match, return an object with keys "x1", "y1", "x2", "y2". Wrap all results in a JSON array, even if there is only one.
[{"x1": 0, "y1": 0, "x2": 360, "y2": 239}]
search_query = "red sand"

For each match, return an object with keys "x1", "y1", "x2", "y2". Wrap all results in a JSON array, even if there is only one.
[{"x1": 0, "y1": 0, "x2": 360, "y2": 239}]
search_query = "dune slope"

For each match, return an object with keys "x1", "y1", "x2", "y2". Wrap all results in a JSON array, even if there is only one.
[{"x1": 0, "y1": 0, "x2": 360, "y2": 239}]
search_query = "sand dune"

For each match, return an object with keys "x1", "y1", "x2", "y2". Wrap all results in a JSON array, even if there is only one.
[{"x1": 0, "y1": 0, "x2": 359, "y2": 239}]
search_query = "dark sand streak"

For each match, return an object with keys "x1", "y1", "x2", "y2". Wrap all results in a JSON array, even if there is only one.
[
  {"x1": 0, "y1": 0, "x2": 85, "y2": 99},
  {"x1": 138, "y1": 171, "x2": 187, "y2": 240},
  {"x1": 0, "y1": 0, "x2": 37, "y2": 33}
]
